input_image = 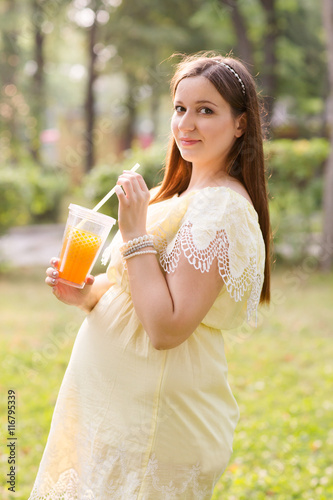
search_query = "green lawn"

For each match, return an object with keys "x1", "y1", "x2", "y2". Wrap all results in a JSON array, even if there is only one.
[{"x1": 1, "y1": 266, "x2": 332, "y2": 499}]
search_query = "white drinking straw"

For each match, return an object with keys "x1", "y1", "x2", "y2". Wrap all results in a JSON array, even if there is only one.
[
  {"x1": 92, "y1": 162, "x2": 140, "y2": 212},
  {"x1": 74, "y1": 162, "x2": 140, "y2": 232}
]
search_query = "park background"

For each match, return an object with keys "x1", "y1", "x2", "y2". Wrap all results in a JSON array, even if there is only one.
[{"x1": 0, "y1": 0, "x2": 333, "y2": 498}]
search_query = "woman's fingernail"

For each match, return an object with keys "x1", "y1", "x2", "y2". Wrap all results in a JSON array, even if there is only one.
[
  {"x1": 52, "y1": 271, "x2": 58, "y2": 277},
  {"x1": 51, "y1": 259, "x2": 57, "y2": 265},
  {"x1": 51, "y1": 278, "x2": 56, "y2": 284}
]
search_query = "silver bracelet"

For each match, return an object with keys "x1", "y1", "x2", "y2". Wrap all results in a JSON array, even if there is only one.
[
  {"x1": 123, "y1": 248, "x2": 157, "y2": 261},
  {"x1": 120, "y1": 234, "x2": 154, "y2": 255},
  {"x1": 122, "y1": 241, "x2": 155, "y2": 257}
]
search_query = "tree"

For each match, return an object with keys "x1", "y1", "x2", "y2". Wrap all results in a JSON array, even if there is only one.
[
  {"x1": 108, "y1": 0, "x2": 210, "y2": 150},
  {"x1": 67, "y1": 0, "x2": 124, "y2": 172},
  {"x1": 219, "y1": 0, "x2": 254, "y2": 69},
  {"x1": 30, "y1": 0, "x2": 46, "y2": 163},
  {"x1": 259, "y1": 0, "x2": 278, "y2": 122},
  {"x1": 0, "y1": 0, "x2": 20, "y2": 163},
  {"x1": 214, "y1": 0, "x2": 278, "y2": 123},
  {"x1": 321, "y1": 0, "x2": 333, "y2": 270},
  {"x1": 85, "y1": 14, "x2": 98, "y2": 172}
]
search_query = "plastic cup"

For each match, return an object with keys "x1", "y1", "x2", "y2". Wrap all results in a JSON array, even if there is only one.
[{"x1": 58, "y1": 204, "x2": 116, "y2": 288}]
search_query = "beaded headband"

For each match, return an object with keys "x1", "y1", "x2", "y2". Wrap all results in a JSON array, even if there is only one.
[{"x1": 214, "y1": 61, "x2": 246, "y2": 96}]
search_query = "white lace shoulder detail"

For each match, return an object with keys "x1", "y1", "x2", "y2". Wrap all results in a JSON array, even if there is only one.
[{"x1": 154, "y1": 188, "x2": 265, "y2": 323}]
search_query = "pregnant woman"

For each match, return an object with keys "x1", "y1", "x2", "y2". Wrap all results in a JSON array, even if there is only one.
[{"x1": 30, "y1": 52, "x2": 271, "y2": 499}]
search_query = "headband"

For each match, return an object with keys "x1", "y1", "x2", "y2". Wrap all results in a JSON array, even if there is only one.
[{"x1": 215, "y1": 61, "x2": 246, "y2": 96}]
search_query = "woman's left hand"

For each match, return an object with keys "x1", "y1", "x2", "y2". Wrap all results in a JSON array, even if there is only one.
[{"x1": 115, "y1": 170, "x2": 150, "y2": 241}]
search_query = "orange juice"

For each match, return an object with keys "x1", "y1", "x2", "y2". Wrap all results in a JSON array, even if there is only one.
[{"x1": 59, "y1": 225, "x2": 102, "y2": 287}]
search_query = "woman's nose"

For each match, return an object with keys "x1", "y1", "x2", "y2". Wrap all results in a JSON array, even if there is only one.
[{"x1": 178, "y1": 111, "x2": 195, "y2": 131}]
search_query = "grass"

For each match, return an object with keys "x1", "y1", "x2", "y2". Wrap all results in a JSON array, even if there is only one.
[{"x1": 0, "y1": 266, "x2": 332, "y2": 499}]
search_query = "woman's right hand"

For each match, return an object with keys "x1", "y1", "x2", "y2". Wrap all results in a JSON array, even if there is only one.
[{"x1": 45, "y1": 257, "x2": 95, "y2": 311}]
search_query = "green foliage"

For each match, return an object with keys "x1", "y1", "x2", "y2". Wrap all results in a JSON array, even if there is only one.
[
  {"x1": 266, "y1": 138, "x2": 329, "y2": 187},
  {"x1": 27, "y1": 166, "x2": 69, "y2": 222},
  {"x1": 83, "y1": 144, "x2": 165, "y2": 219},
  {"x1": 266, "y1": 138, "x2": 329, "y2": 261},
  {"x1": 0, "y1": 0, "x2": 329, "y2": 169},
  {"x1": 0, "y1": 162, "x2": 69, "y2": 233},
  {"x1": 0, "y1": 168, "x2": 31, "y2": 231},
  {"x1": 276, "y1": 0, "x2": 327, "y2": 104}
]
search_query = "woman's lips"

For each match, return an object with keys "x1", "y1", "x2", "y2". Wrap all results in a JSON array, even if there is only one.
[{"x1": 179, "y1": 138, "x2": 200, "y2": 146}]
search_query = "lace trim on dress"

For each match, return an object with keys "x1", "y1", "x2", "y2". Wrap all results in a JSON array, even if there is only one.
[
  {"x1": 146, "y1": 456, "x2": 209, "y2": 499},
  {"x1": 155, "y1": 221, "x2": 263, "y2": 323},
  {"x1": 29, "y1": 453, "x2": 211, "y2": 500},
  {"x1": 29, "y1": 469, "x2": 92, "y2": 500}
]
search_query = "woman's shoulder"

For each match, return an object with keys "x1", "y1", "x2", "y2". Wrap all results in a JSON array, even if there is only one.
[
  {"x1": 184, "y1": 184, "x2": 257, "y2": 222},
  {"x1": 223, "y1": 179, "x2": 254, "y2": 208}
]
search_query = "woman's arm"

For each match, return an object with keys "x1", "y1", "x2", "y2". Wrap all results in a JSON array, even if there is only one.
[
  {"x1": 116, "y1": 171, "x2": 223, "y2": 350},
  {"x1": 45, "y1": 258, "x2": 114, "y2": 313},
  {"x1": 125, "y1": 250, "x2": 222, "y2": 349}
]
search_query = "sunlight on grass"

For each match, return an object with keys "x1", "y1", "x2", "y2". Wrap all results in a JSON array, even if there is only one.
[
  {"x1": 0, "y1": 266, "x2": 332, "y2": 499},
  {"x1": 214, "y1": 266, "x2": 333, "y2": 499}
]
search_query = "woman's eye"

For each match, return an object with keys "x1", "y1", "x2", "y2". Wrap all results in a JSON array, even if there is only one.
[
  {"x1": 174, "y1": 105, "x2": 185, "y2": 113},
  {"x1": 199, "y1": 107, "x2": 213, "y2": 115}
]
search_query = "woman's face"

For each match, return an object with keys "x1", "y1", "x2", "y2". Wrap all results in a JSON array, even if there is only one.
[{"x1": 171, "y1": 75, "x2": 244, "y2": 171}]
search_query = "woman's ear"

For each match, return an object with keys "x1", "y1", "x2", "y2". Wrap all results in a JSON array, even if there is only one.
[{"x1": 235, "y1": 113, "x2": 247, "y2": 138}]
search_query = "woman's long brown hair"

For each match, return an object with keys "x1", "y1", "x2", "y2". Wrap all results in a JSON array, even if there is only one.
[{"x1": 150, "y1": 53, "x2": 271, "y2": 304}]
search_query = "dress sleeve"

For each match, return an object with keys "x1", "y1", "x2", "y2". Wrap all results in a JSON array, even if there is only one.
[{"x1": 154, "y1": 188, "x2": 266, "y2": 325}]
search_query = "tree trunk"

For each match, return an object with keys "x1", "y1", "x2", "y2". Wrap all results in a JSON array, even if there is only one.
[
  {"x1": 1, "y1": 0, "x2": 19, "y2": 163},
  {"x1": 31, "y1": 0, "x2": 45, "y2": 163},
  {"x1": 149, "y1": 55, "x2": 161, "y2": 140},
  {"x1": 122, "y1": 73, "x2": 137, "y2": 151},
  {"x1": 219, "y1": 0, "x2": 255, "y2": 69},
  {"x1": 259, "y1": 0, "x2": 278, "y2": 123},
  {"x1": 84, "y1": 19, "x2": 98, "y2": 173},
  {"x1": 320, "y1": 0, "x2": 333, "y2": 271},
  {"x1": 150, "y1": 88, "x2": 160, "y2": 141}
]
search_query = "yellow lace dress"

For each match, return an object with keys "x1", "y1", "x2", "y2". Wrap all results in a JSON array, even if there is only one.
[{"x1": 29, "y1": 186, "x2": 265, "y2": 500}]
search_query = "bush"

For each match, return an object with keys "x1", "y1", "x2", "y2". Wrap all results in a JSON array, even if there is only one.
[
  {"x1": 0, "y1": 168, "x2": 31, "y2": 233},
  {"x1": 27, "y1": 165, "x2": 69, "y2": 223},
  {"x1": 266, "y1": 138, "x2": 329, "y2": 188},
  {"x1": 0, "y1": 162, "x2": 69, "y2": 234},
  {"x1": 265, "y1": 138, "x2": 329, "y2": 261}
]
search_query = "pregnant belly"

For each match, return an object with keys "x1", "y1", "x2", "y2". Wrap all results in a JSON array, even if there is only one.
[
  {"x1": 65, "y1": 285, "x2": 238, "y2": 473},
  {"x1": 65, "y1": 284, "x2": 167, "y2": 423}
]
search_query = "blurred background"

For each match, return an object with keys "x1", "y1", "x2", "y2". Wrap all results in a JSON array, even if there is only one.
[
  {"x1": 0, "y1": 0, "x2": 332, "y2": 265},
  {"x1": 0, "y1": 0, "x2": 333, "y2": 499}
]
